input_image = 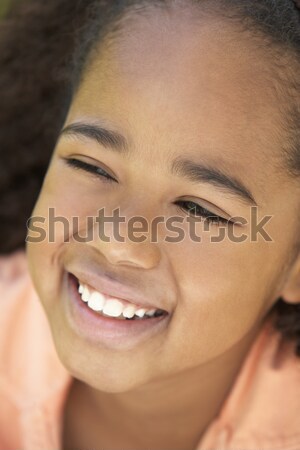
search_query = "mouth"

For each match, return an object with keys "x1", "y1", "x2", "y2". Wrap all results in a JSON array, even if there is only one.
[
  {"x1": 64, "y1": 273, "x2": 170, "y2": 349},
  {"x1": 76, "y1": 275, "x2": 168, "y2": 321}
]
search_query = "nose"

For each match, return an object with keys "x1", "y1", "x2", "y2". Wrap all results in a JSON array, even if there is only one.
[{"x1": 85, "y1": 207, "x2": 162, "y2": 270}]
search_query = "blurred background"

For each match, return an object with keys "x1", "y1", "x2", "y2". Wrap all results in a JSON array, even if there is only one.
[
  {"x1": 0, "y1": 0, "x2": 90, "y2": 254},
  {"x1": 0, "y1": 0, "x2": 11, "y2": 17}
]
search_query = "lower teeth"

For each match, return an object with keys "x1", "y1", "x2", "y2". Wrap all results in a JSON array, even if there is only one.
[
  {"x1": 106, "y1": 310, "x2": 165, "y2": 320},
  {"x1": 127, "y1": 309, "x2": 165, "y2": 320},
  {"x1": 87, "y1": 305, "x2": 165, "y2": 320}
]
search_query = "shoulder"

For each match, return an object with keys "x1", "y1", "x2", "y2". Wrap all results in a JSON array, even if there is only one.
[
  {"x1": 0, "y1": 251, "x2": 71, "y2": 399},
  {"x1": 0, "y1": 250, "x2": 72, "y2": 450},
  {"x1": 0, "y1": 250, "x2": 47, "y2": 389},
  {"x1": 0, "y1": 249, "x2": 39, "y2": 383},
  {"x1": 198, "y1": 314, "x2": 300, "y2": 450}
]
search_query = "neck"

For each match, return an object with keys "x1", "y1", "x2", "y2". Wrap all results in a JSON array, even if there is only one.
[{"x1": 63, "y1": 322, "x2": 262, "y2": 450}]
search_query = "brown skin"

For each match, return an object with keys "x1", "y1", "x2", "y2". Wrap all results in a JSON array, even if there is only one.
[{"x1": 26, "y1": 6, "x2": 300, "y2": 450}]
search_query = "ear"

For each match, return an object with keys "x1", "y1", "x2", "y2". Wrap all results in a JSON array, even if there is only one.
[{"x1": 280, "y1": 252, "x2": 300, "y2": 304}]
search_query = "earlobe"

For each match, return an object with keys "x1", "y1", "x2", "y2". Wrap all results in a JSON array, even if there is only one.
[{"x1": 280, "y1": 253, "x2": 300, "y2": 305}]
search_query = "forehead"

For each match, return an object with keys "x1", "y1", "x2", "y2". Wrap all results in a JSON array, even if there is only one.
[{"x1": 68, "y1": 6, "x2": 287, "y2": 190}]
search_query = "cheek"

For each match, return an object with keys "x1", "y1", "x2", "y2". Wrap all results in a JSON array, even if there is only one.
[
  {"x1": 27, "y1": 163, "x2": 108, "y2": 267},
  {"x1": 26, "y1": 161, "x2": 129, "y2": 326},
  {"x1": 26, "y1": 168, "x2": 97, "y2": 307},
  {"x1": 164, "y1": 234, "x2": 276, "y2": 367}
]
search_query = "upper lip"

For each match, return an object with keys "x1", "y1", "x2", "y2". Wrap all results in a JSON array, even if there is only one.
[{"x1": 69, "y1": 268, "x2": 170, "y2": 313}]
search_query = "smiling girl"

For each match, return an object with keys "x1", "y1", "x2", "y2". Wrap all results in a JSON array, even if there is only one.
[{"x1": 1, "y1": 1, "x2": 300, "y2": 449}]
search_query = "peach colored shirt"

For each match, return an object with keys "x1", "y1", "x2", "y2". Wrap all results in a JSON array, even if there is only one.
[{"x1": 0, "y1": 251, "x2": 300, "y2": 450}]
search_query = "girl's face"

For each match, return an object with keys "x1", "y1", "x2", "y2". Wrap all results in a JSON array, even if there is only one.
[{"x1": 27, "y1": 9, "x2": 300, "y2": 392}]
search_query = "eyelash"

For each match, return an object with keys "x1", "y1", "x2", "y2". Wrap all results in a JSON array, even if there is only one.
[
  {"x1": 64, "y1": 157, "x2": 117, "y2": 183},
  {"x1": 175, "y1": 201, "x2": 229, "y2": 225},
  {"x1": 65, "y1": 158, "x2": 230, "y2": 226}
]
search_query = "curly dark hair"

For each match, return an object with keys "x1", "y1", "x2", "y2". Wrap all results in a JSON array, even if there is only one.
[{"x1": 0, "y1": 0, "x2": 300, "y2": 355}]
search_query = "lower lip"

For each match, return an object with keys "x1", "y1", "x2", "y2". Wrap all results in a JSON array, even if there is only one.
[{"x1": 63, "y1": 273, "x2": 170, "y2": 350}]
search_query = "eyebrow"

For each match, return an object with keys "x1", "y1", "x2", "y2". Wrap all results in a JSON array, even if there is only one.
[
  {"x1": 171, "y1": 158, "x2": 257, "y2": 206},
  {"x1": 60, "y1": 122, "x2": 129, "y2": 154},
  {"x1": 60, "y1": 122, "x2": 257, "y2": 206}
]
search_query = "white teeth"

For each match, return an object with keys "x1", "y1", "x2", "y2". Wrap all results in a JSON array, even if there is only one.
[
  {"x1": 82, "y1": 286, "x2": 90, "y2": 303},
  {"x1": 88, "y1": 291, "x2": 105, "y2": 312},
  {"x1": 135, "y1": 308, "x2": 146, "y2": 318},
  {"x1": 102, "y1": 299, "x2": 124, "y2": 317},
  {"x1": 78, "y1": 282, "x2": 162, "y2": 319},
  {"x1": 122, "y1": 305, "x2": 136, "y2": 319},
  {"x1": 78, "y1": 284, "x2": 84, "y2": 295}
]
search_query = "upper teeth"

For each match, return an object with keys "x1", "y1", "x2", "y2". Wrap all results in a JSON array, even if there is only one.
[{"x1": 78, "y1": 282, "x2": 158, "y2": 319}]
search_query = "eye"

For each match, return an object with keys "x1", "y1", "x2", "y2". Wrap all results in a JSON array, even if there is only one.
[
  {"x1": 175, "y1": 200, "x2": 230, "y2": 225},
  {"x1": 64, "y1": 157, "x2": 117, "y2": 183}
]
